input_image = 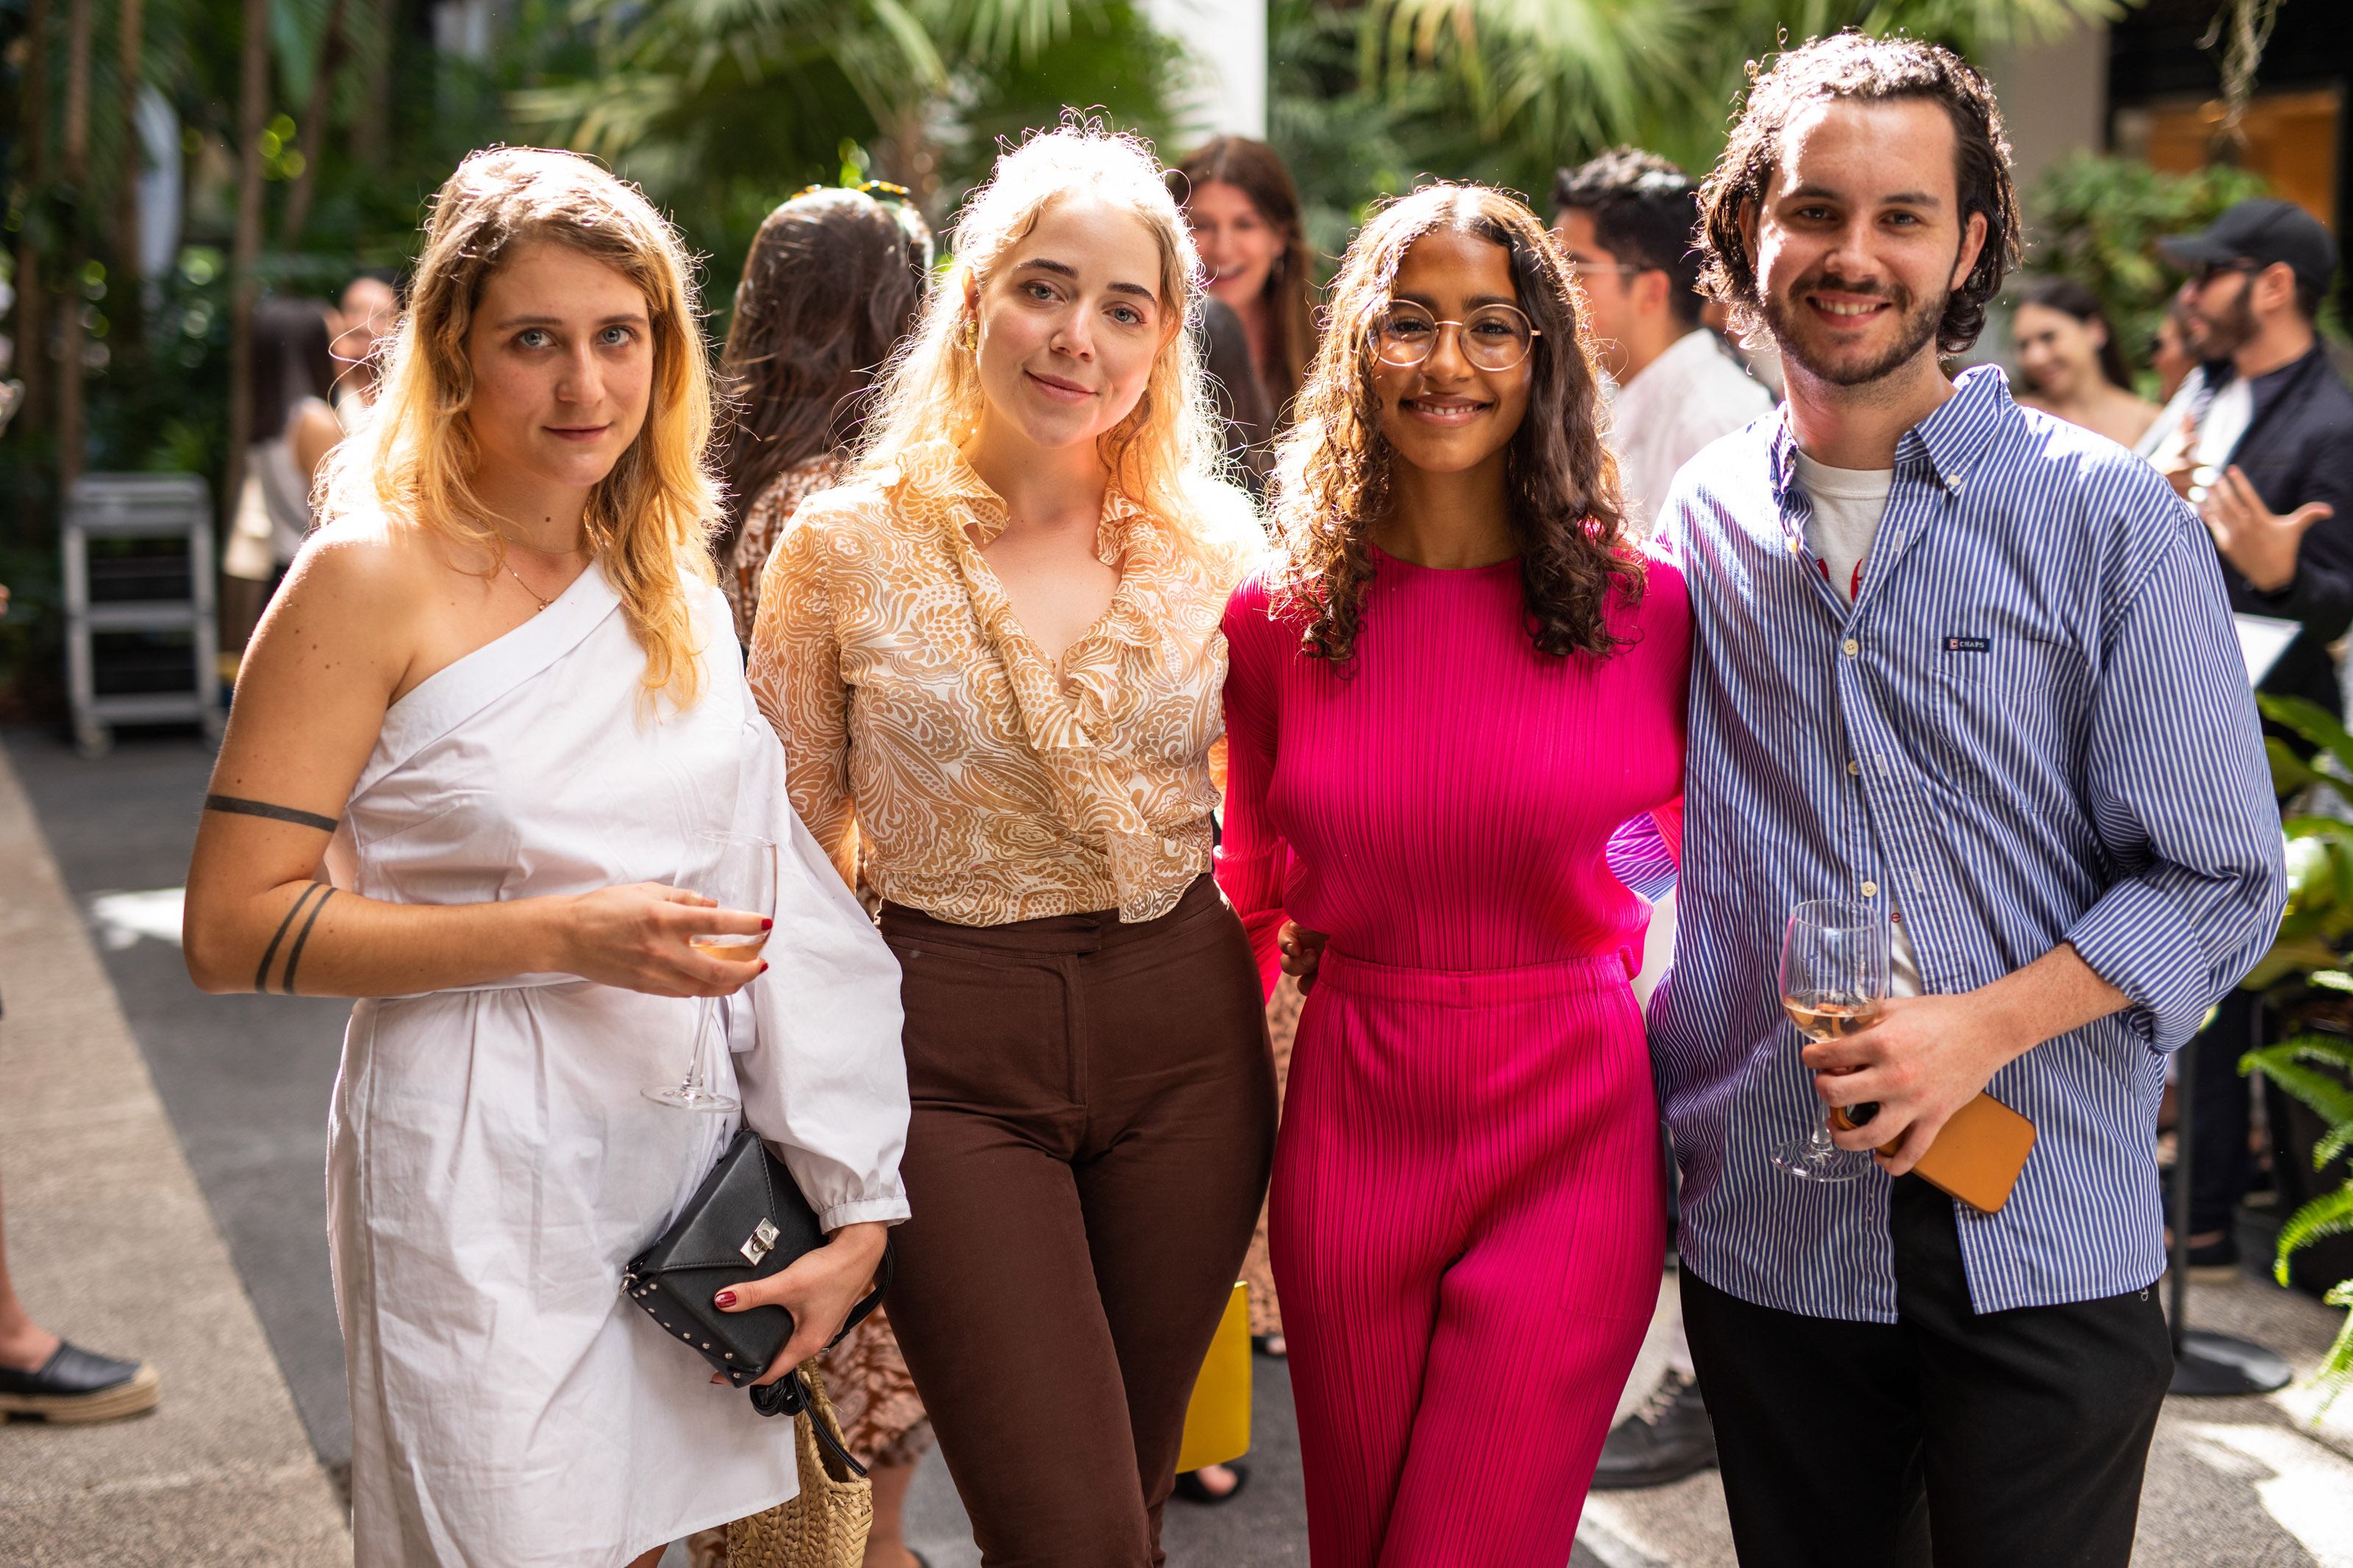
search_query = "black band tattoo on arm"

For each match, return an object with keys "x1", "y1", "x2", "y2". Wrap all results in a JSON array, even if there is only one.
[
  {"x1": 206, "y1": 794, "x2": 339, "y2": 834},
  {"x1": 280, "y1": 887, "x2": 337, "y2": 995},
  {"x1": 254, "y1": 884, "x2": 323, "y2": 993}
]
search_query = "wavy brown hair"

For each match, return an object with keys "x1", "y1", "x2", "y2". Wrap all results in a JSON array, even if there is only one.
[
  {"x1": 1270, "y1": 184, "x2": 1640, "y2": 668},
  {"x1": 713, "y1": 187, "x2": 932, "y2": 564},
  {"x1": 1697, "y1": 32, "x2": 2020, "y2": 358},
  {"x1": 1173, "y1": 137, "x2": 1319, "y2": 418}
]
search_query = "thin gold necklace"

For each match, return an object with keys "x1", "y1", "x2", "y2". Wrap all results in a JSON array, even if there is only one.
[{"x1": 503, "y1": 558, "x2": 552, "y2": 612}]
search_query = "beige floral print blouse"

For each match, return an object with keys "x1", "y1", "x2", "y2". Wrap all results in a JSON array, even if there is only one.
[{"x1": 746, "y1": 438, "x2": 1260, "y2": 926}]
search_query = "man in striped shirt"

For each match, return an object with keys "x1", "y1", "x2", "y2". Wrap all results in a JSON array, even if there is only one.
[{"x1": 1649, "y1": 36, "x2": 2287, "y2": 1567}]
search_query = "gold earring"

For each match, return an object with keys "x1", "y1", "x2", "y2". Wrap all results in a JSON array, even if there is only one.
[{"x1": 965, "y1": 316, "x2": 979, "y2": 353}]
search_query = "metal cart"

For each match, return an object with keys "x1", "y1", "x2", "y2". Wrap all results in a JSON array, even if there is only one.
[{"x1": 62, "y1": 473, "x2": 223, "y2": 758}]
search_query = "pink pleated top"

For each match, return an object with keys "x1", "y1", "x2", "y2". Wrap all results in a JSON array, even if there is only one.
[{"x1": 1217, "y1": 544, "x2": 1690, "y2": 990}]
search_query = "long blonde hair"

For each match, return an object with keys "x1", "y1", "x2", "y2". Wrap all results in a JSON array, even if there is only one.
[
  {"x1": 324, "y1": 146, "x2": 720, "y2": 703},
  {"x1": 854, "y1": 123, "x2": 1246, "y2": 554}
]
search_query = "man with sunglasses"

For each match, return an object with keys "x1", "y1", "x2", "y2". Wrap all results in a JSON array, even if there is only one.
[
  {"x1": 2143, "y1": 198, "x2": 2353, "y2": 1279},
  {"x1": 1554, "y1": 148, "x2": 1774, "y2": 533}
]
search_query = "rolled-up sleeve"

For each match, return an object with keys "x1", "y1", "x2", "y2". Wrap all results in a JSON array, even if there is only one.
[{"x1": 2065, "y1": 520, "x2": 2288, "y2": 1050}]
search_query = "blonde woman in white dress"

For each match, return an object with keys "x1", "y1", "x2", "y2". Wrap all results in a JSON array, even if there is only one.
[{"x1": 182, "y1": 148, "x2": 910, "y2": 1568}]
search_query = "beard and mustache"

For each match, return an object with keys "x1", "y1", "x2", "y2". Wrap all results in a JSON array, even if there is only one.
[
  {"x1": 2185, "y1": 280, "x2": 2259, "y2": 362},
  {"x1": 1761, "y1": 265, "x2": 1949, "y2": 388}
]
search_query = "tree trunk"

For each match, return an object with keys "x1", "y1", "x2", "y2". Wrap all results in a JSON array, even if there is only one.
[
  {"x1": 277, "y1": 0, "x2": 349, "y2": 249},
  {"x1": 224, "y1": 0, "x2": 270, "y2": 529},
  {"x1": 12, "y1": 0, "x2": 53, "y2": 443},
  {"x1": 351, "y1": 0, "x2": 393, "y2": 166},
  {"x1": 54, "y1": 0, "x2": 93, "y2": 482},
  {"x1": 113, "y1": 0, "x2": 148, "y2": 348}
]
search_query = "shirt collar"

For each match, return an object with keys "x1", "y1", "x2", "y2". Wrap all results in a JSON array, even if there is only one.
[
  {"x1": 1768, "y1": 361, "x2": 2013, "y2": 508},
  {"x1": 895, "y1": 438, "x2": 1146, "y2": 565}
]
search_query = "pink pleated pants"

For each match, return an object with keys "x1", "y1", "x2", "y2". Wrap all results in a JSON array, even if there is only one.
[{"x1": 1270, "y1": 948, "x2": 1665, "y2": 1567}]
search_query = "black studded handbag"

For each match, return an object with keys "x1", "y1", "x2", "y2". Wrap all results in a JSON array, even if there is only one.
[{"x1": 623, "y1": 1126, "x2": 892, "y2": 1462}]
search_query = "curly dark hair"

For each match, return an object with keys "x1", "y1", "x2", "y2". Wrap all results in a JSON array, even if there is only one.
[
  {"x1": 1269, "y1": 184, "x2": 1640, "y2": 669},
  {"x1": 713, "y1": 187, "x2": 932, "y2": 562},
  {"x1": 1696, "y1": 32, "x2": 2021, "y2": 358}
]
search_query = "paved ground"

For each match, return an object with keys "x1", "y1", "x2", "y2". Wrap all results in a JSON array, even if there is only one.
[
  {"x1": 6, "y1": 723, "x2": 2352, "y2": 1567},
  {"x1": 0, "y1": 734, "x2": 350, "y2": 1565}
]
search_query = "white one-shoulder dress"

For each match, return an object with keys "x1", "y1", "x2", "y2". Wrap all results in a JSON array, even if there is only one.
[{"x1": 321, "y1": 565, "x2": 910, "y2": 1568}]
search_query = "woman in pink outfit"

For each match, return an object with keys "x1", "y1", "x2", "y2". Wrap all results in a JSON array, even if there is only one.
[{"x1": 1217, "y1": 185, "x2": 1688, "y2": 1565}]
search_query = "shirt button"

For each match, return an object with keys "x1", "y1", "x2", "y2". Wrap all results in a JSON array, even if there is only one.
[
  {"x1": 1846, "y1": 759, "x2": 1862, "y2": 776},
  {"x1": 1842, "y1": 638, "x2": 1860, "y2": 657},
  {"x1": 1861, "y1": 880, "x2": 1879, "y2": 898}
]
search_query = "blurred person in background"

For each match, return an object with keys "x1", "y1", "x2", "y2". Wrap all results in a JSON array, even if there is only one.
[
  {"x1": 1174, "y1": 136, "x2": 1316, "y2": 1469},
  {"x1": 0, "y1": 575, "x2": 163, "y2": 1428},
  {"x1": 2149, "y1": 293, "x2": 2200, "y2": 405},
  {"x1": 2149, "y1": 198, "x2": 2353, "y2": 1279},
  {"x1": 1549, "y1": 144, "x2": 1769, "y2": 1499},
  {"x1": 713, "y1": 185, "x2": 933, "y2": 646},
  {"x1": 1554, "y1": 148, "x2": 1773, "y2": 534},
  {"x1": 2010, "y1": 275, "x2": 2158, "y2": 448},
  {"x1": 704, "y1": 182, "x2": 937, "y2": 1568},
  {"x1": 1174, "y1": 136, "x2": 1319, "y2": 425},
  {"x1": 222, "y1": 298, "x2": 343, "y2": 653},
  {"x1": 329, "y1": 271, "x2": 401, "y2": 423}
]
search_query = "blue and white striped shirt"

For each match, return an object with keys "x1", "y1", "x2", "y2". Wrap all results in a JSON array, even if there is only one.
[{"x1": 1649, "y1": 365, "x2": 2287, "y2": 1321}]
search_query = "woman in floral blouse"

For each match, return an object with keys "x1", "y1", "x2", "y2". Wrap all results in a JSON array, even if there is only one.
[
  {"x1": 747, "y1": 125, "x2": 1274, "y2": 1565},
  {"x1": 714, "y1": 186, "x2": 933, "y2": 644}
]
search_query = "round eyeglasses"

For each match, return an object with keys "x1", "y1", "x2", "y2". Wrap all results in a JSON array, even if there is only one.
[{"x1": 1371, "y1": 302, "x2": 1540, "y2": 372}]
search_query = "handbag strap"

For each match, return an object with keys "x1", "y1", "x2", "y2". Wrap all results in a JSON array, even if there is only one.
[
  {"x1": 749, "y1": 1368, "x2": 868, "y2": 1478},
  {"x1": 743, "y1": 1237, "x2": 896, "y2": 1458},
  {"x1": 826, "y1": 1239, "x2": 893, "y2": 1350}
]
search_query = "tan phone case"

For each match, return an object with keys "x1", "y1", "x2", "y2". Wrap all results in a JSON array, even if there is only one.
[{"x1": 1832, "y1": 1092, "x2": 2037, "y2": 1214}]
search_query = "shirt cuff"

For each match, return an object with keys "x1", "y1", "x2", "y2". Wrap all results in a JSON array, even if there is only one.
[
  {"x1": 2063, "y1": 880, "x2": 2215, "y2": 1052},
  {"x1": 819, "y1": 1196, "x2": 913, "y2": 1231}
]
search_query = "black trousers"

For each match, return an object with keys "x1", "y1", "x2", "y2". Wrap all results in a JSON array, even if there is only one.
[
  {"x1": 2188, "y1": 988, "x2": 2259, "y2": 1238},
  {"x1": 1680, "y1": 1175, "x2": 2173, "y2": 1568}
]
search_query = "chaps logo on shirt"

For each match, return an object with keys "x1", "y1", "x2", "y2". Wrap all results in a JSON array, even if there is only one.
[{"x1": 1943, "y1": 635, "x2": 1992, "y2": 654}]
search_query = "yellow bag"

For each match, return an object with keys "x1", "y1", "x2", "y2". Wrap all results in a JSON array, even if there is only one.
[{"x1": 1176, "y1": 1282, "x2": 1252, "y2": 1472}]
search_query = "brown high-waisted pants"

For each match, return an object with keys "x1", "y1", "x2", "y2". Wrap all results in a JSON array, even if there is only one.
[{"x1": 877, "y1": 876, "x2": 1277, "y2": 1568}]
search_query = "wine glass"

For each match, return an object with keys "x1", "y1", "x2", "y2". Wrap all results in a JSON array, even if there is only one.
[
  {"x1": 1772, "y1": 898, "x2": 1888, "y2": 1183},
  {"x1": 644, "y1": 829, "x2": 776, "y2": 1114}
]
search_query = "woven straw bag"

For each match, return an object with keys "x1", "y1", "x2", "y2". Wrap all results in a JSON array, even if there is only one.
[{"x1": 726, "y1": 1363, "x2": 874, "y2": 1568}]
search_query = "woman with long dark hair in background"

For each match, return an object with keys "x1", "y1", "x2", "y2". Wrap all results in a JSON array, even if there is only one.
[
  {"x1": 1220, "y1": 185, "x2": 1687, "y2": 1562},
  {"x1": 1171, "y1": 137, "x2": 1318, "y2": 1444},
  {"x1": 715, "y1": 186, "x2": 934, "y2": 644},
  {"x1": 1174, "y1": 136, "x2": 1319, "y2": 423},
  {"x1": 2010, "y1": 274, "x2": 2158, "y2": 448},
  {"x1": 221, "y1": 297, "x2": 346, "y2": 650},
  {"x1": 714, "y1": 183, "x2": 937, "y2": 1568}
]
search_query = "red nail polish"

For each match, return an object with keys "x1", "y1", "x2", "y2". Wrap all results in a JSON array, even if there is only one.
[
  {"x1": 758, "y1": 962, "x2": 770, "y2": 975},
  {"x1": 715, "y1": 1290, "x2": 737, "y2": 1309},
  {"x1": 760, "y1": 917, "x2": 773, "y2": 930}
]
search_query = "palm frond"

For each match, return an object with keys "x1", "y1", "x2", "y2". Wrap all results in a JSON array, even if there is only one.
[{"x1": 2275, "y1": 1187, "x2": 2353, "y2": 1286}]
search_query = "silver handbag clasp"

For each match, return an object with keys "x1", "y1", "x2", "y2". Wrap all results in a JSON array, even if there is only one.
[{"x1": 740, "y1": 1217, "x2": 781, "y2": 1266}]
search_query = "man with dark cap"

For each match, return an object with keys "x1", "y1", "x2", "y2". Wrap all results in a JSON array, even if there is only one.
[{"x1": 2147, "y1": 196, "x2": 2353, "y2": 1275}]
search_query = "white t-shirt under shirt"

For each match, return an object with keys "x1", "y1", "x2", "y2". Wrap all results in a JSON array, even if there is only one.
[{"x1": 1792, "y1": 451, "x2": 1924, "y2": 998}]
